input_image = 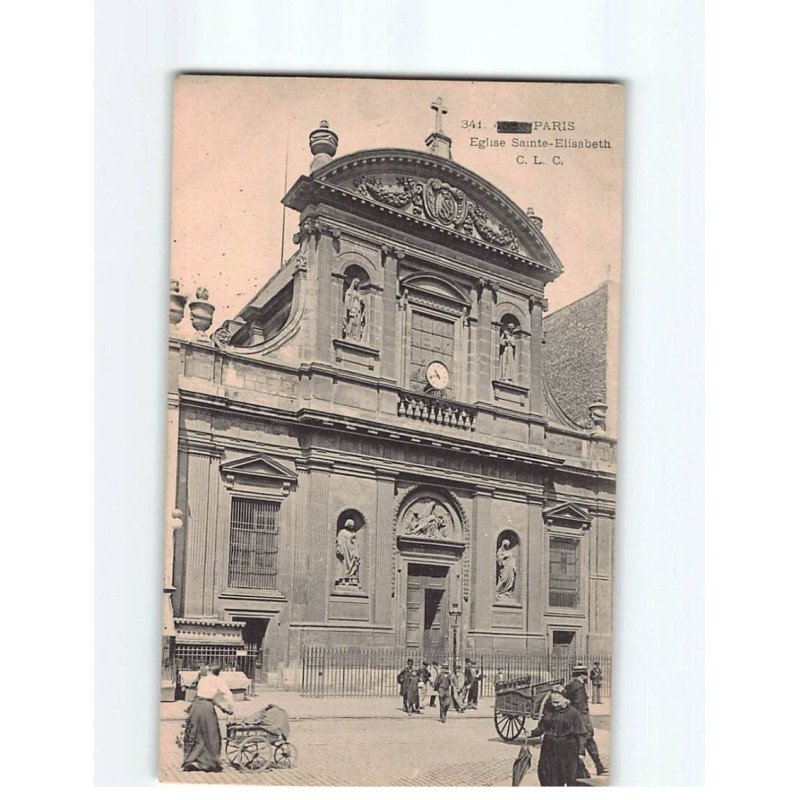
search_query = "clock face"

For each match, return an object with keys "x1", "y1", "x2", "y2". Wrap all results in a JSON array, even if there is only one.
[{"x1": 426, "y1": 361, "x2": 450, "y2": 390}]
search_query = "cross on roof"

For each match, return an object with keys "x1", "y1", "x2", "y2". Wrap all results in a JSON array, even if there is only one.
[{"x1": 431, "y1": 97, "x2": 447, "y2": 133}]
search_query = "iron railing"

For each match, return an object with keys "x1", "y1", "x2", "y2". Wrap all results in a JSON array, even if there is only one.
[
  {"x1": 300, "y1": 645, "x2": 611, "y2": 699},
  {"x1": 175, "y1": 641, "x2": 260, "y2": 679}
]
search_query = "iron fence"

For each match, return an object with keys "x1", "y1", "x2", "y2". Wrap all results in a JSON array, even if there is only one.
[
  {"x1": 300, "y1": 645, "x2": 611, "y2": 699},
  {"x1": 174, "y1": 641, "x2": 260, "y2": 680}
]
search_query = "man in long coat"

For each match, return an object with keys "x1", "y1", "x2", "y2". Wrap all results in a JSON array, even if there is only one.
[
  {"x1": 564, "y1": 664, "x2": 607, "y2": 776},
  {"x1": 432, "y1": 663, "x2": 453, "y2": 723},
  {"x1": 397, "y1": 659, "x2": 420, "y2": 714}
]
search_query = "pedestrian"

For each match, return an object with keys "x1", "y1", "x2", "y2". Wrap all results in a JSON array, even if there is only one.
[
  {"x1": 463, "y1": 659, "x2": 474, "y2": 709},
  {"x1": 428, "y1": 661, "x2": 440, "y2": 707},
  {"x1": 182, "y1": 664, "x2": 234, "y2": 772},
  {"x1": 528, "y1": 691, "x2": 588, "y2": 786},
  {"x1": 418, "y1": 661, "x2": 432, "y2": 707},
  {"x1": 433, "y1": 663, "x2": 453, "y2": 722},
  {"x1": 589, "y1": 661, "x2": 603, "y2": 704},
  {"x1": 465, "y1": 658, "x2": 482, "y2": 709},
  {"x1": 452, "y1": 664, "x2": 467, "y2": 713},
  {"x1": 397, "y1": 658, "x2": 419, "y2": 715},
  {"x1": 564, "y1": 663, "x2": 607, "y2": 776}
]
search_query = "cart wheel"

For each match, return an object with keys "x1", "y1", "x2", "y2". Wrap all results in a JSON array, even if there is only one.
[
  {"x1": 235, "y1": 736, "x2": 272, "y2": 771},
  {"x1": 494, "y1": 710, "x2": 526, "y2": 741},
  {"x1": 272, "y1": 740, "x2": 298, "y2": 769},
  {"x1": 225, "y1": 737, "x2": 245, "y2": 768}
]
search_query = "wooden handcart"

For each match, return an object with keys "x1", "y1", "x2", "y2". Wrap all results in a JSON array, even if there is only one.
[
  {"x1": 493, "y1": 676, "x2": 564, "y2": 741},
  {"x1": 224, "y1": 718, "x2": 298, "y2": 771}
]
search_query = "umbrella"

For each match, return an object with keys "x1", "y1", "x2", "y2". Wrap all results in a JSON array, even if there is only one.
[{"x1": 512, "y1": 740, "x2": 533, "y2": 786}]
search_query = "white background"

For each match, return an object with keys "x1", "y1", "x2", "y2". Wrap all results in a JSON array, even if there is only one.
[{"x1": 7, "y1": 0, "x2": 798, "y2": 795}]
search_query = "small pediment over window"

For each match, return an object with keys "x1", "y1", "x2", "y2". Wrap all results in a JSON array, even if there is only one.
[
  {"x1": 543, "y1": 501, "x2": 591, "y2": 530},
  {"x1": 219, "y1": 454, "x2": 297, "y2": 483},
  {"x1": 401, "y1": 273, "x2": 470, "y2": 307}
]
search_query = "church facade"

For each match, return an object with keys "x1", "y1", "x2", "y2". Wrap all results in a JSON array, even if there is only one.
[{"x1": 164, "y1": 115, "x2": 616, "y2": 687}]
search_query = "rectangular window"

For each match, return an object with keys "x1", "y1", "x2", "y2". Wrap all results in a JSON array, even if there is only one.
[
  {"x1": 409, "y1": 311, "x2": 455, "y2": 392},
  {"x1": 228, "y1": 498, "x2": 280, "y2": 590},
  {"x1": 549, "y1": 536, "x2": 580, "y2": 608}
]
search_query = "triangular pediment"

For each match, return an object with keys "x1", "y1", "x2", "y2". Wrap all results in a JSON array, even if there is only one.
[
  {"x1": 219, "y1": 453, "x2": 297, "y2": 482},
  {"x1": 543, "y1": 501, "x2": 591, "y2": 528}
]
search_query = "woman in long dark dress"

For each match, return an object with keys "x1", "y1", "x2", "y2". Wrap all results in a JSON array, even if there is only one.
[
  {"x1": 529, "y1": 692, "x2": 588, "y2": 786},
  {"x1": 182, "y1": 664, "x2": 234, "y2": 772}
]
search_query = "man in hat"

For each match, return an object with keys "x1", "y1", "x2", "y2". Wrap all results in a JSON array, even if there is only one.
[
  {"x1": 564, "y1": 663, "x2": 607, "y2": 776},
  {"x1": 397, "y1": 658, "x2": 419, "y2": 715},
  {"x1": 418, "y1": 661, "x2": 432, "y2": 707},
  {"x1": 428, "y1": 661, "x2": 440, "y2": 707},
  {"x1": 465, "y1": 657, "x2": 483, "y2": 709},
  {"x1": 589, "y1": 661, "x2": 603, "y2": 704},
  {"x1": 432, "y1": 663, "x2": 453, "y2": 723}
]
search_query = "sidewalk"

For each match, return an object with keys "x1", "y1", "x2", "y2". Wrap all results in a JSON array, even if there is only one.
[{"x1": 161, "y1": 690, "x2": 611, "y2": 722}]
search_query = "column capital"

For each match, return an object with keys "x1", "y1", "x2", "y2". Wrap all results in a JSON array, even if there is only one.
[
  {"x1": 380, "y1": 244, "x2": 406, "y2": 262},
  {"x1": 529, "y1": 294, "x2": 549, "y2": 312}
]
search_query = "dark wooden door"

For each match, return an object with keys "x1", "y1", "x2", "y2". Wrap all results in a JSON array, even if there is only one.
[
  {"x1": 406, "y1": 564, "x2": 449, "y2": 657},
  {"x1": 423, "y1": 588, "x2": 446, "y2": 655}
]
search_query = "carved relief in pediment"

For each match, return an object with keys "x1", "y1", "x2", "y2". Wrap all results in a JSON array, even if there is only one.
[
  {"x1": 353, "y1": 174, "x2": 522, "y2": 253},
  {"x1": 402, "y1": 497, "x2": 454, "y2": 540}
]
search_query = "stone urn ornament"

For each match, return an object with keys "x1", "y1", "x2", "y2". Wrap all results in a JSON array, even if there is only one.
[
  {"x1": 189, "y1": 286, "x2": 215, "y2": 338},
  {"x1": 588, "y1": 400, "x2": 608, "y2": 431},
  {"x1": 169, "y1": 279, "x2": 187, "y2": 325},
  {"x1": 308, "y1": 120, "x2": 339, "y2": 171}
]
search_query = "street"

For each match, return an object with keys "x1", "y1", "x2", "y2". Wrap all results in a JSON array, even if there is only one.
[{"x1": 160, "y1": 698, "x2": 611, "y2": 786}]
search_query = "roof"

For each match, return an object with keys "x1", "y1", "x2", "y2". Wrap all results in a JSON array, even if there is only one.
[{"x1": 543, "y1": 283, "x2": 610, "y2": 427}]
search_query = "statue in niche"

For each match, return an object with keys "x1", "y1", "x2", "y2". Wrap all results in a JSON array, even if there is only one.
[
  {"x1": 499, "y1": 322, "x2": 517, "y2": 382},
  {"x1": 495, "y1": 538, "x2": 518, "y2": 600},
  {"x1": 405, "y1": 500, "x2": 449, "y2": 538},
  {"x1": 342, "y1": 277, "x2": 366, "y2": 341},
  {"x1": 335, "y1": 518, "x2": 361, "y2": 588}
]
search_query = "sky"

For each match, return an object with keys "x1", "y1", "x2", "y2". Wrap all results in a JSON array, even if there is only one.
[{"x1": 170, "y1": 76, "x2": 624, "y2": 322}]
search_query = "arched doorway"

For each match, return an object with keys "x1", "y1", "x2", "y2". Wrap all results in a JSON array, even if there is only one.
[{"x1": 395, "y1": 489, "x2": 468, "y2": 660}]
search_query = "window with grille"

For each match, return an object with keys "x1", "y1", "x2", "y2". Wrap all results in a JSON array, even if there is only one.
[
  {"x1": 228, "y1": 498, "x2": 280, "y2": 590},
  {"x1": 549, "y1": 536, "x2": 580, "y2": 608},
  {"x1": 409, "y1": 311, "x2": 456, "y2": 392}
]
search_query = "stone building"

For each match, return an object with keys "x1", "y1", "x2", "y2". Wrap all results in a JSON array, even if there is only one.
[{"x1": 164, "y1": 112, "x2": 616, "y2": 687}]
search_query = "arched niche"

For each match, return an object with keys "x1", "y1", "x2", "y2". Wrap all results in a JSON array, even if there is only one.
[
  {"x1": 495, "y1": 530, "x2": 521, "y2": 605},
  {"x1": 498, "y1": 313, "x2": 522, "y2": 384},
  {"x1": 340, "y1": 264, "x2": 372, "y2": 344},
  {"x1": 333, "y1": 508, "x2": 367, "y2": 593}
]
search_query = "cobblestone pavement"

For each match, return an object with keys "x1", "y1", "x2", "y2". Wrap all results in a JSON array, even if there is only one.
[{"x1": 160, "y1": 709, "x2": 611, "y2": 787}]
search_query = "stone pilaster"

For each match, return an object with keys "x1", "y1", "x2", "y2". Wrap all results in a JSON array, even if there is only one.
[
  {"x1": 380, "y1": 246, "x2": 403, "y2": 380},
  {"x1": 291, "y1": 466, "x2": 311, "y2": 619},
  {"x1": 313, "y1": 228, "x2": 339, "y2": 363},
  {"x1": 374, "y1": 469, "x2": 397, "y2": 626},
  {"x1": 476, "y1": 281, "x2": 495, "y2": 403},
  {"x1": 184, "y1": 450, "x2": 220, "y2": 617},
  {"x1": 306, "y1": 461, "x2": 333, "y2": 621},
  {"x1": 526, "y1": 495, "x2": 545, "y2": 637},
  {"x1": 472, "y1": 487, "x2": 494, "y2": 631},
  {"x1": 529, "y1": 294, "x2": 547, "y2": 416}
]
